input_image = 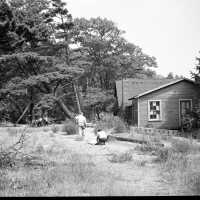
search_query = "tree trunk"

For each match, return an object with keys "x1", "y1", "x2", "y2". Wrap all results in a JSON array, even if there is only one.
[
  {"x1": 56, "y1": 98, "x2": 74, "y2": 119},
  {"x1": 73, "y1": 81, "x2": 81, "y2": 113},
  {"x1": 29, "y1": 87, "x2": 34, "y2": 124},
  {"x1": 29, "y1": 102, "x2": 34, "y2": 123},
  {"x1": 16, "y1": 102, "x2": 31, "y2": 124}
]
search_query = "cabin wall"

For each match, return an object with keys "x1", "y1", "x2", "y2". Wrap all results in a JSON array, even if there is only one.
[
  {"x1": 138, "y1": 81, "x2": 200, "y2": 129},
  {"x1": 130, "y1": 99, "x2": 138, "y2": 126}
]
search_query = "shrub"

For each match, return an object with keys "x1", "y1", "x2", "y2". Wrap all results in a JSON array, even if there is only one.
[
  {"x1": 0, "y1": 149, "x2": 15, "y2": 168},
  {"x1": 134, "y1": 142, "x2": 160, "y2": 154},
  {"x1": 187, "y1": 171, "x2": 200, "y2": 195},
  {"x1": 0, "y1": 170, "x2": 10, "y2": 191},
  {"x1": 6, "y1": 128, "x2": 18, "y2": 136},
  {"x1": 43, "y1": 127, "x2": 49, "y2": 132},
  {"x1": 0, "y1": 129, "x2": 27, "y2": 168},
  {"x1": 157, "y1": 138, "x2": 200, "y2": 194},
  {"x1": 35, "y1": 144, "x2": 45, "y2": 154},
  {"x1": 95, "y1": 113, "x2": 128, "y2": 134},
  {"x1": 154, "y1": 147, "x2": 172, "y2": 163},
  {"x1": 108, "y1": 151, "x2": 132, "y2": 163},
  {"x1": 196, "y1": 131, "x2": 200, "y2": 141},
  {"x1": 171, "y1": 139, "x2": 191, "y2": 154},
  {"x1": 51, "y1": 125, "x2": 59, "y2": 133},
  {"x1": 62, "y1": 120, "x2": 78, "y2": 135},
  {"x1": 135, "y1": 160, "x2": 147, "y2": 167}
]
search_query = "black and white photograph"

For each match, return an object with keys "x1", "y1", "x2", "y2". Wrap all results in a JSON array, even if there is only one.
[{"x1": 0, "y1": 0, "x2": 200, "y2": 196}]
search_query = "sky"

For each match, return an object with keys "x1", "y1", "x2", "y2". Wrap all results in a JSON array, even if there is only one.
[{"x1": 66, "y1": 0, "x2": 200, "y2": 78}]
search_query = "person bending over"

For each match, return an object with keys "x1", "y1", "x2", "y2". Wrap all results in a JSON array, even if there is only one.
[{"x1": 96, "y1": 129, "x2": 108, "y2": 145}]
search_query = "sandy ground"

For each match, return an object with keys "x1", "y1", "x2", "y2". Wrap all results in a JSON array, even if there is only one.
[
  {"x1": 0, "y1": 126, "x2": 183, "y2": 195},
  {"x1": 46, "y1": 127, "x2": 173, "y2": 195}
]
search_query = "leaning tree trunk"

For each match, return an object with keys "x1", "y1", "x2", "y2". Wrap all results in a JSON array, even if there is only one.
[
  {"x1": 29, "y1": 87, "x2": 34, "y2": 124},
  {"x1": 56, "y1": 98, "x2": 74, "y2": 119}
]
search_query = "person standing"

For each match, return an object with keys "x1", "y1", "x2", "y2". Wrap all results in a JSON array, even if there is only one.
[{"x1": 75, "y1": 112, "x2": 87, "y2": 136}]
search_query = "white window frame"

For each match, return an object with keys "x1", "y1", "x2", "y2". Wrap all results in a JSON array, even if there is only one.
[{"x1": 148, "y1": 100, "x2": 162, "y2": 121}]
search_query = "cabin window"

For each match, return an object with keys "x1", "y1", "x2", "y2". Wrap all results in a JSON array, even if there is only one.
[{"x1": 148, "y1": 100, "x2": 161, "y2": 121}]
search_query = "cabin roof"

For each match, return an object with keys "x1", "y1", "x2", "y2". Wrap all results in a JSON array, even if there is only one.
[{"x1": 115, "y1": 78, "x2": 195, "y2": 106}]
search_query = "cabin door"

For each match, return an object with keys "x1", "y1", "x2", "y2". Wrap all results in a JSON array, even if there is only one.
[{"x1": 179, "y1": 99, "x2": 192, "y2": 126}]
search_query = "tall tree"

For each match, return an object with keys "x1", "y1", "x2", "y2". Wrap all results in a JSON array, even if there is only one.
[
  {"x1": 166, "y1": 72, "x2": 174, "y2": 79},
  {"x1": 0, "y1": 0, "x2": 27, "y2": 54},
  {"x1": 72, "y1": 17, "x2": 157, "y2": 91},
  {"x1": 192, "y1": 52, "x2": 200, "y2": 83},
  {"x1": 0, "y1": 0, "x2": 82, "y2": 122},
  {"x1": 70, "y1": 17, "x2": 158, "y2": 117}
]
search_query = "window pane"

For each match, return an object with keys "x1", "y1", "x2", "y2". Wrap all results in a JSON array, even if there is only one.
[{"x1": 149, "y1": 101, "x2": 161, "y2": 120}]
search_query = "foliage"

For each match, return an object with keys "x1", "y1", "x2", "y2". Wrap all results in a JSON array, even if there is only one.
[
  {"x1": 154, "y1": 147, "x2": 172, "y2": 163},
  {"x1": 166, "y1": 72, "x2": 174, "y2": 79},
  {"x1": 0, "y1": 0, "x2": 83, "y2": 122},
  {"x1": 0, "y1": 128, "x2": 27, "y2": 168},
  {"x1": 61, "y1": 119, "x2": 78, "y2": 135},
  {"x1": 70, "y1": 17, "x2": 158, "y2": 114},
  {"x1": 51, "y1": 125, "x2": 59, "y2": 133},
  {"x1": 94, "y1": 113, "x2": 128, "y2": 134},
  {"x1": 0, "y1": 0, "x2": 159, "y2": 123},
  {"x1": 108, "y1": 151, "x2": 133, "y2": 163},
  {"x1": 10, "y1": 0, "x2": 52, "y2": 48},
  {"x1": 73, "y1": 17, "x2": 157, "y2": 90},
  {"x1": 171, "y1": 139, "x2": 191, "y2": 154},
  {"x1": 158, "y1": 147, "x2": 200, "y2": 195},
  {"x1": 134, "y1": 142, "x2": 161, "y2": 154},
  {"x1": 0, "y1": 0, "x2": 25, "y2": 54}
]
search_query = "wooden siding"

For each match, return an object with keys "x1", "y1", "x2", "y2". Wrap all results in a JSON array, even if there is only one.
[
  {"x1": 131, "y1": 99, "x2": 138, "y2": 126},
  {"x1": 138, "y1": 81, "x2": 200, "y2": 129}
]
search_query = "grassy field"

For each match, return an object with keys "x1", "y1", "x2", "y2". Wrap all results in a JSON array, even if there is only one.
[{"x1": 0, "y1": 125, "x2": 200, "y2": 196}]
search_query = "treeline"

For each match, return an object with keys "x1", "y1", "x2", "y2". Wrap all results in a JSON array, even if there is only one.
[{"x1": 0, "y1": 0, "x2": 158, "y2": 123}]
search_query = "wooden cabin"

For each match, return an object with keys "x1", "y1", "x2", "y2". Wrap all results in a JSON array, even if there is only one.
[{"x1": 115, "y1": 78, "x2": 200, "y2": 129}]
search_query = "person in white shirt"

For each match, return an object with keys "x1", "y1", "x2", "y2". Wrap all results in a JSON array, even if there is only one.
[
  {"x1": 75, "y1": 112, "x2": 87, "y2": 136},
  {"x1": 96, "y1": 129, "x2": 108, "y2": 145}
]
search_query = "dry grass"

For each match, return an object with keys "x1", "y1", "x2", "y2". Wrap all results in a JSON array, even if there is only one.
[
  {"x1": 61, "y1": 120, "x2": 78, "y2": 135},
  {"x1": 1, "y1": 126, "x2": 200, "y2": 196},
  {"x1": 108, "y1": 151, "x2": 133, "y2": 163},
  {"x1": 0, "y1": 126, "x2": 133, "y2": 196},
  {"x1": 132, "y1": 131, "x2": 200, "y2": 195},
  {"x1": 51, "y1": 125, "x2": 59, "y2": 133},
  {"x1": 157, "y1": 138, "x2": 200, "y2": 195}
]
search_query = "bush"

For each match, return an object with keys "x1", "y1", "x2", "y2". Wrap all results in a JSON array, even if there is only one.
[
  {"x1": 187, "y1": 171, "x2": 200, "y2": 195},
  {"x1": 154, "y1": 148, "x2": 172, "y2": 163},
  {"x1": 108, "y1": 151, "x2": 132, "y2": 163},
  {"x1": 0, "y1": 149, "x2": 15, "y2": 168},
  {"x1": 134, "y1": 142, "x2": 161, "y2": 154},
  {"x1": 171, "y1": 139, "x2": 191, "y2": 154},
  {"x1": 43, "y1": 127, "x2": 49, "y2": 132},
  {"x1": 6, "y1": 128, "x2": 18, "y2": 136},
  {"x1": 51, "y1": 125, "x2": 59, "y2": 133},
  {"x1": 196, "y1": 131, "x2": 200, "y2": 141},
  {"x1": 157, "y1": 138, "x2": 200, "y2": 194},
  {"x1": 0, "y1": 129, "x2": 27, "y2": 168},
  {"x1": 95, "y1": 113, "x2": 128, "y2": 134},
  {"x1": 62, "y1": 120, "x2": 78, "y2": 135}
]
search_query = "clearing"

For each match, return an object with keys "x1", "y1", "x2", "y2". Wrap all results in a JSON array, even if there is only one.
[{"x1": 0, "y1": 125, "x2": 195, "y2": 196}]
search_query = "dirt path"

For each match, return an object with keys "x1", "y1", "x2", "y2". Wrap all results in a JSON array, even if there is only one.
[
  {"x1": 0, "y1": 126, "x2": 190, "y2": 195},
  {"x1": 48, "y1": 127, "x2": 173, "y2": 195}
]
